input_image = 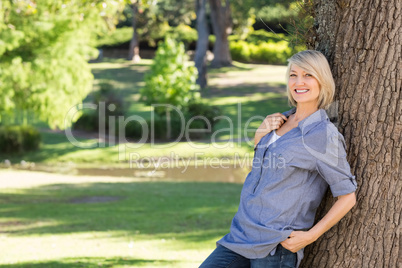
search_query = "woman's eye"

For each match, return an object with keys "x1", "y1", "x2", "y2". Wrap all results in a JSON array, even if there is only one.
[
  {"x1": 305, "y1": 73, "x2": 313, "y2": 77},
  {"x1": 290, "y1": 74, "x2": 296, "y2": 77}
]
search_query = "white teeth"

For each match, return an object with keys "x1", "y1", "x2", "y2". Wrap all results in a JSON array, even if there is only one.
[{"x1": 296, "y1": 89, "x2": 309, "y2": 93}]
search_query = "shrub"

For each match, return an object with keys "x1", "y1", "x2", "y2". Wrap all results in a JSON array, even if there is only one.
[
  {"x1": 124, "y1": 101, "x2": 222, "y2": 141},
  {"x1": 95, "y1": 27, "x2": 133, "y2": 48},
  {"x1": 254, "y1": 3, "x2": 299, "y2": 33},
  {"x1": 140, "y1": 37, "x2": 200, "y2": 114},
  {"x1": 73, "y1": 82, "x2": 125, "y2": 132},
  {"x1": 186, "y1": 100, "x2": 222, "y2": 130},
  {"x1": 20, "y1": 125, "x2": 41, "y2": 151},
  {"x1": 124, "y1": 116, "x2": 183, "y2": 141},
  {"x1": 229, "y1": 40, "x2": 252, "y2": 62},
  {"x1": 166, "y1": 24, "x2": 198, "y2": 47},
  {"x1": 230, "y1": 39, "x2": 296, "y2": 64},
  {"x1": 246, "y1": 29, "x2": 288, "y2": 44},
  {"x1": 0, "y1": 125, "x2": 40, "y2": 153},
  {"x1": 72, "y1": 110, "x2": 99, "y2": 132},
  {"x1": 251, "y1": 41, "x2": 292, "y2": 64},
  {"x1": 140, "y1": 37, "x2": 200, "y2": 139}
]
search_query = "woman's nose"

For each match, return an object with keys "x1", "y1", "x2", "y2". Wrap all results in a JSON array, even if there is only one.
[{"x1": 295, "y1": 76, "x2": 305, "y2": 85}]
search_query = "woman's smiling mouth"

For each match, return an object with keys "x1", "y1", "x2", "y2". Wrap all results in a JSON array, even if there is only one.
[{"x1": 295, "y1": 89, "x2": 310, "y2": 94}]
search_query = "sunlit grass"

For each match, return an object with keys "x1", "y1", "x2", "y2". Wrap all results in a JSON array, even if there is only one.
[{"x1": 0, "y1": 170, "x2": 241, "y2": 267}]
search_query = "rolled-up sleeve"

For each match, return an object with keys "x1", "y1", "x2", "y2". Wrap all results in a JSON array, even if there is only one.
[{"x1": 315, "y1": 132, "x2": 357, "y2": 197}]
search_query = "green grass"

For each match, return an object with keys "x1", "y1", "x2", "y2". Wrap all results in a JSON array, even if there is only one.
[
  {"x1": 1, "y1": 131, "x2": 254, "y2": 165},
  {"x1": 0, "y1": 59, "x2": 292, "y2": 266},
  {"x1": 0, "y1": 170, "x2": 242, "y2": 267}
]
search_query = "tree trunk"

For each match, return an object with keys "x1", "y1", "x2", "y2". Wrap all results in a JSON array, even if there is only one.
[
  {"x1": 194, "y1": 0, "x2": 209, "y2": 88},
  {"x1": 301, "y1": 1, "x2": 401, "y2": 267},
  {"x1": 208, "y1": 0, "x2": 232, "y2": 68},
  {"x1": 128, "y1": 3, "x2": 141, "y2": 63}
]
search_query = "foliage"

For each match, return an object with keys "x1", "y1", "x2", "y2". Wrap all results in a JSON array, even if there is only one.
[
  {"x1": 255, "y1": 3, "x2": 299, "y2": 31},
  {"x1": 0, "y1": 0, "x2": 125, "y2": 129},
  {"x1": 229, "y1": 28, "x2": 306, "y2": 64},
  {"x1": 166, "y1": 24, "x2": 198, "y2": 47},
  {"x1": 230, "y1": 0, "x2": 296, "y2": 36},
  {"x1": 72, "y1": 82, "x2": 125, "y2": 132},
  {"x1": 186, "y1": 100, "x2": 222, "y2": 130},
  {"x1": 140, "y1": 37, "x2": 200, "y2": 116},
  {"x1": 95, "y1": 26, "x2": 133, "y2": 48},
  {"x1": 125, "y1": 116, "x2": 184, "y2": 141},
  {"x1": 230, "y1": 40, "x2": 295, "y2": 64},
  {"x1": 284, "y1": 0, "x2": 315, "y2": 48},
  {"x1": 245, "y1": 30, "x2": 289, "y2": 44},
  {"x1": 0, "y1": 125, "x2": 41, "y2": 153},
  {"x1": 124, "y1": 100, "x2": 222, "y2": 141},
  {"x1": 95, "y1": 24, "x2": 199, "y2": 49},
  {"x1": 115, "y1": 0, "x2": 195, "y2": 47}
]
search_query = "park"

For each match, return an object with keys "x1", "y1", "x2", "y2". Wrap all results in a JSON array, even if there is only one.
[{"x1": 0, "y1": 1, "x2": 400, "y2": 267}]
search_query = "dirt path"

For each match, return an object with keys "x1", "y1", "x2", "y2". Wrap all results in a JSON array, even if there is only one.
[{"x1": 0, "y1": 169, "x2": 139, "y2": 189}]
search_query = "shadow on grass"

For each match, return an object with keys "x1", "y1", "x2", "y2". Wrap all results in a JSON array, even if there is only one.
[
  {"x1": 0, "y1": 132, "x2": 102, "y2": 163},
  {"x1": 0, "y1": 257, "x2": 176, "y2": 267},
  {"x1": 91, "y1": 62, "x2": 149, "y2": 96},
  {"x1": 207, "y1": 63, "x2": 254, "y2": 74},
  {"x1": 0, "y1": 181, "x2": 241, "y2": 243}
]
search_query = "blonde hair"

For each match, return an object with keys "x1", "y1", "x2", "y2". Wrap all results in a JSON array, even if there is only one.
[{"x1": 285, "y1": 50, "x2": 335, "y2": 109}]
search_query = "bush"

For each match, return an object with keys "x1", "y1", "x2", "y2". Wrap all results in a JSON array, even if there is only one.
[
  {"x1": 140, "y1": 37, "x2": 200, "y2": 115},
  {"x1": 186, "y1": 100, "x2": 222, "y2": 130},
  {"x1": 229, "y1": 27, "x2": 307, "y2": 64},
  {"x1": 140, "y1": 37, "x2": 200, "y2": 140},
  {"x1": 254, "y1": 3, "x2": 299, "y2": 33},
  {"x1": 124, "y1": 101, "x2": 222, "y2": 141},
  {"x1": 20, "y1": 125, "x2": 41, "y2": 151},
  {"x1": 124, "y1": 116, "x2": 184, "y2": 141},
  {"x1": 230, "y1": 39, "x2": 300, "y2": 64},
  {"x1": 251, "y1": 41, "x2": 292, "y2": 64},
  {"x1": 94, "y1": 24, "x2": 200, "y2": 49},
  {"x1": 95, "y1": 27, "x2": 133, "y2": 48},
  {"x1": 166, "y1": 24, "x2": 198, "y2": 47},
  {"x1": 73, "y1": 82, "x2": 125, "y2": 132},
  {"x1": 229, "y1": 40, "x2": 252, "y2": 62},
  {"x1": 0, "y1": 125, "x2": 41, "y2": 153},
  {"x1": 246, "y1": 29, "x2": 288, "y2": 44},
  {"x1": 72, "y1": 110, "x2": 99, "y2": 132}
]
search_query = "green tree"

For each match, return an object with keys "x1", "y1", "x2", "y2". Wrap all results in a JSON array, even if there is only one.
[
  {"x1": 0, "y1": 0, "x2": 124, "y2": 128},
  {"x1": 140, "y1": 37, "x2": 200, "y2": 139},
  {"x1": 124, "y1": 0, "x2": 195, "y2": 61}
]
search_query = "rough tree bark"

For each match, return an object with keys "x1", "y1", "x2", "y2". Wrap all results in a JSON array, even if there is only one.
[
  {"x1": 128, "y1": 2, "x2": 141, "y2": 62},
  {"x1": 194, "y1": 0, "x2": 209, "y2": 88},
  {"x1": 208, "y1": 0, "x2": 232, "y2": 68},
  {"x1": 301, "y1": 1, "x2": 401, "y2": 267}
]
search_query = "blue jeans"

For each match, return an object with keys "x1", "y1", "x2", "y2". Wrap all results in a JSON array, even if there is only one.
[{"x1": 199, "y1": 244, "x2": 297, "y2": 268}]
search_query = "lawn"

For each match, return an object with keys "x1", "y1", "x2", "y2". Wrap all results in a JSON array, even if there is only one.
[
  {"x1": 0, "y1": 170, "x2": 242, "y2": 267},
  {"x1": 0, "y1": 59, "x2": 291, "y2": 267}
]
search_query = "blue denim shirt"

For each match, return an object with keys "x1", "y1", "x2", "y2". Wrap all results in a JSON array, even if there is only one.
[{"x1": 217, "y1": 107, "x2": 357, "y2": 267}]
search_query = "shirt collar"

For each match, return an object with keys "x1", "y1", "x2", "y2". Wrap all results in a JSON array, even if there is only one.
[{"x1": 282, "y1": 107, "x2": 329, "y2": 135}]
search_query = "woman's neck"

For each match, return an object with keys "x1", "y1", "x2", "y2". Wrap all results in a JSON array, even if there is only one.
[{"x1": 293, "y1": 103, "x2": 319, "y2": 122}]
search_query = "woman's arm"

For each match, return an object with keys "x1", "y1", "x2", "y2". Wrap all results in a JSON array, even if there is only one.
[{"x1": 280, "y1": 192, "x2": 357, "y2": 252}]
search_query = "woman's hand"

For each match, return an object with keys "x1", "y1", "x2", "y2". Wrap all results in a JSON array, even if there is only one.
[
  {"x1": 281, "y1": 192, "x2": 357, "y2": 253},
  {"x1": 280, "y1": 231, "x2": 315, "y2": 253},
  {"x1": 254, "y1": 113, "x2": 287, "y2": 146}
]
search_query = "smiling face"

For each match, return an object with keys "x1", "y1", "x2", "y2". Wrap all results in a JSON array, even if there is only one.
[{"x1": 288, "y1": 64, "x2": 321, "y2": 108}]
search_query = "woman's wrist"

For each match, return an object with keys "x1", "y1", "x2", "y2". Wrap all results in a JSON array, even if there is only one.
[{"x1": 306, "y1": 228, "x2": 321, "y2": 243}]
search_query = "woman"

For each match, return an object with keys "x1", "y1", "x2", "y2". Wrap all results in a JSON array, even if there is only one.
[{"x1": 199, "y1": 50, "x2": 357, "y2": 268}]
